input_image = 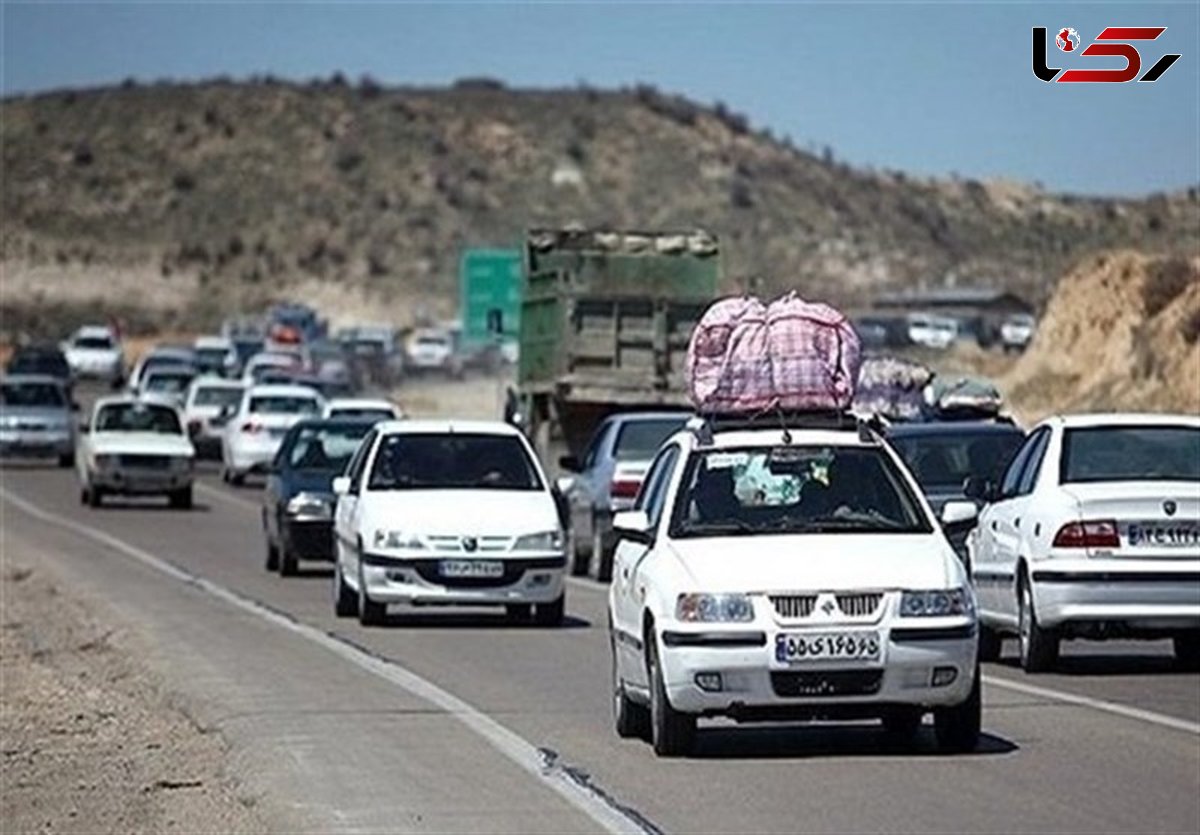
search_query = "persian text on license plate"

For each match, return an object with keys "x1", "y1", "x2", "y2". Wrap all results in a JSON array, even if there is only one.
[
  {"x1": 775, "y1": 631, "x2": 881, "y2": 663},
  {"x1": 438, "y1": 559, "x2": 504, "y2": 579},
  {"x1": 1125, "y1": 522, "x2": 1200, "y2": 548}
]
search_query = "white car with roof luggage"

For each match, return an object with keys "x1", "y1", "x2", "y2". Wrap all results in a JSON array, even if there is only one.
[
  {"x1": 607, "y1": 413, "x2": 981, "y2": 756},
  {"x1": 220, "y1": 384, "x2": 324, "y2": 484},
  {"x1": 331, "y1": 420, "x2": 566, "y2": 626},
  {"x1": 78, "y1": 396, "x2": 195, "y2": 508},
  {"x1": 968, "y1": 413, "x2": 1200, "y2": 671}
]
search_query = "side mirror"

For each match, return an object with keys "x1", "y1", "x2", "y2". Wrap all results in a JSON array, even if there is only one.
[
  {"x1": 942, "y1": 501, "x2": 979, "y2": 527},
  {"x1": 962, "y1": 476, "x2": 993, "y2": 503},
  {"x1": 555, "y1": 476, "x2": 576, "y2": 496},
  {"x1": 558, "y1": 455, "x2": 581, "y2": 473},
  {"x1": 332, "y1": 476, "x2": 351, "y2": 496},
  {"x1": 613, "y1": 510, "x2": 653, "y2": 546}
]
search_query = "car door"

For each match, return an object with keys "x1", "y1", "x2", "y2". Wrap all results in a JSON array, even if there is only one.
[
  {"x1": 572, "y1": 420, "x2": 613, "y2": 545},
  {"x1": 334, "y1": 431, "x2": 375, "y2": 578},
  {"x1": 974, "y1": 432, "x2": 1036, "y2": 618},
  {"x1": 612, "y1": 445, "x2": 679, "y2": 687},
  {"x1": 264, "y1": 430, "x2": 295, "y2": 546},
  {"x1": 984, "y1": 428, "x2": 1050, "y2": 623}
]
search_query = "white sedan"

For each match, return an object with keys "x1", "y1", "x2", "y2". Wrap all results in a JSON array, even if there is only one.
[
  {"x1": 77, "y1": 396, "x2": 195, "y2": 508},
  {"x1": 969, "y1": 413, "x2": 1200, "y2": 671},
  {"x1": 608, "y1": 416, "x2": 981, "y2": 757},
  {"x1": 220, "y1": 384, "x2": 324, "y2": 485},
  {"x1": 331, "y1": 420, "x2": 566, "y2": 626},
  {"x1": 62, "y1": 325, "x2": 124, "y2": 385}
]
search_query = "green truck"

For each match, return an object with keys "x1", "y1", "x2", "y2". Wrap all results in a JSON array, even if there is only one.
[{"x1": 515, "y1": 227, "x2": 721, "y2": 463}]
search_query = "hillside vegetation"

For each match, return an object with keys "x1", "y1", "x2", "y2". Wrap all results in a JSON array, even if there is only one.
[{"x1": 2, "y1": 77, "x2": 1198, "y2": 333}]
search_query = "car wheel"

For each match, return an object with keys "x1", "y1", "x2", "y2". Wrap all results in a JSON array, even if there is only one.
[
  {"x1": 333, "y1": 560, "x2": 357, "y2": 617},
  {"x1": 265, "y1": 539, "x2": 280, "y2": 572},
  {"x1": 58, "y1": 452, "x2": 74, "y2": 468},
  {"x1": 568, "y1": 527, "x2": 589, "y2": 577},
  {"x1": 229, "y1": 470, "x2": 245, "y2": 487},
  {"x1": 534, "y1": 594, "x2": 565, "y2": 627},
  {"x1": 87, "y1": 485, "x2": 103, "y2": 508},
  {"x1": 168, "y1": 486, "x2": 193, "y2": 510},
  {"x1": 1018, "y1": 575, "x2": 1058, "y2": 673},
  {"x1": 934, "y1": 665, "x2": 982, "y2": 753},
  {"x1": 357, "y1": 563, "x2": 387, "y2": 626},
  {"x1": 79, "y1": 485, "x2": 88, "y2": 505},
  {"x1": 647, "y1": 635, "x2": 695, "y2": 757},
  {"x1": 612, "y1": 632, "x2": 650, "y2": 740},
  {"x1": 279, "y1": 544, "x2": 298, "y2": 577},
  {"x1": 505, "y1": 604, "x2": 532, "y2": 623},
  {"x1": 590, "y1": 518, "x2": 614, "y2": 582},
  {"x1": 1173, "y1": 632, "x2": 1200, "y2": 671},
  {"x1": 881, "y1": 707, "x2": 923, "y2": 747},
  {"x1": 978, "y1": 624, "x2": 1003, "y2": 663}
]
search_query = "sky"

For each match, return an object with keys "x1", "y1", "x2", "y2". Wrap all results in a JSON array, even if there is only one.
[{"x1": 2, "y1": 2, "x2": 1197, "y2": 197}]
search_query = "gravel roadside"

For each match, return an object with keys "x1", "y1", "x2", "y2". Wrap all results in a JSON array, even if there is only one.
[{"x1": 1, "y1": 546, "x2": 270, "y2": 834}]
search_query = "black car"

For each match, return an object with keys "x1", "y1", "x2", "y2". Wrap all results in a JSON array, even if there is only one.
[
  {"x1": 6, "y1": 345, "x2": 73, "y2": 398},
  {"x1": 886, "y1": 420, "x2": 1026, "y2": 558},
  {"x1": 263, "y1": 418, "x2": 374, "y2": 575}
]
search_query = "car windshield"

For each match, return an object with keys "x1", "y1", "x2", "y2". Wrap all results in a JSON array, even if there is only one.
[
  {"x1": 614, "y1": 418, "x2": 688, "y2": 461},
  {"x1": 8, "y1": 353, "x2": 69, "y2": 377},
  {"x1": 192, "y1": 386, "x2": 243, "y2": 407},
  {"x1": 74, "y1": 336, "x2": 113, "y2": 349},
  {"x1": 286, "y1": 424, "x2": 372, "y2": 471},
  {"x1": 250, "y1": 396, "x2": 321, "y2": 415},
  {"x1": 330, "y1": 408, "x2": 394, "y2": 421},
  {"x1": 95, "y1": 402, "x2": 181, "y2": 434},
  {"x1": 145, "y1": 373, "x2": 193, "y2": 392},
  {"x1": 890, "y1": 430, "x2": 1025, "y2": 490},
  {"x1": 1, "y1": 382, "x2": 65, "y2": 407},
  {"x1": 233, "y1": 340, "x2": 262, "y2": 361},
  {"x1": 368, "y1": 433, "x2": 542, "y2": 491},
  {"x1": 671, "y1": 445, "x2": 931, "y2": 537},
  {"x1": 1061, "y1": 426, "x2": 1200, "y2": 483},
  {"x1": 195, "y1": 348, "x2": 228, "y2": 363}
]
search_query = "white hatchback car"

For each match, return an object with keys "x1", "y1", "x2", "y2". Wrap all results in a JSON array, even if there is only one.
[
  {"x1": 220, "y1": 384, "x2": 324, "y2": 484},
  {"x1": 331, "y1": 420, "x2": 566, "y2": 627},
  {"x1": 969, "y1": 413, "x2": 1200, "y2": 672},
  {"x1": 607, "y1": 416, "x2": 981, "y2": 757}
]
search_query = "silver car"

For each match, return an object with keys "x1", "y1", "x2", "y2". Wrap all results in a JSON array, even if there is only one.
[{"x1": 0, "y1": 374, "x2": 77, "y2": 467}]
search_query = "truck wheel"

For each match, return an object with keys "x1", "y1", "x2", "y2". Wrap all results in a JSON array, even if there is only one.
[
  {"x1": 647, "y1": 637, "x2": 695, "y2": 757},
  {"x1": 1018, "y1": 575, "x2": 1058, "y2": 673},
  {"x1": 934, "y1": 666, "x2": 981, "y2": 753},
  {"x1": 534, "y1": 594, "x2": 565, "y2": 627}
]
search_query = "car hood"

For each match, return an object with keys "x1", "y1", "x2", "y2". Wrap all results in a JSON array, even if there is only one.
[
  {"x1": 360, "y1": 490, "x2": 558, "y2": 537},
  {"x1": 665, "y1": 533, "x2": 957, "y2": 593},
  {"x1": 89, "y1": 432, "x2": 194, "y2": 456},
  {"x1": 0, "y1": 405, "x2": 72, "y2": 424}
]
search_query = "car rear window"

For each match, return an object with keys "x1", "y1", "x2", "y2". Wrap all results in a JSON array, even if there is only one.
[
  {"x1": 250, "y1": 396, "x2": 320, "y2": 415},
  {"x1": 368, "y1": 433, "x2": 542, "y2": 491},
  {"x1": 74, "y1": 336, "x2": 114, "y2": 349},
  {"x1": 1061, "y1": 425, "x2": 1200, "y2": 483},
  {"x1": 614, "y1": 418, "x2": 688, "y2": 461},
  {"x1": 890, "y1": 430, "x2": 1025, "y2": 489},
  {"x1": 193, "y1": 386, "x2": 243, "y2": 407},
  {"x1": 145, "y1": 373, "x2": 194, "y2": 392},
  {"x1": 1, "y1": 382, "x2": 65, "y2": 407},
  {"x1": 96, "y1": 402, "x2": 181, "y2": 434},
  {"x1": 330, "y1": 408, "x2": 394, "y2": 421},
  {"x1": 286, "y1": 424, "x2": 372, "y2": 471}
]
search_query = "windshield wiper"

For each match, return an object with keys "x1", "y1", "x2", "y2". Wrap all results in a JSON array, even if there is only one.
[
  {"x1": 802, "y1": 512, "x2": 912, "y2": 532},
  {"x1": 677, "y1": 519, "x2": 760, "y2": 536}
]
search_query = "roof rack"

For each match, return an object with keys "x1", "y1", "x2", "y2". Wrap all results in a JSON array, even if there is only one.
[{"x1": 686, "y1": 410, "x2": 886, "y2": 446}]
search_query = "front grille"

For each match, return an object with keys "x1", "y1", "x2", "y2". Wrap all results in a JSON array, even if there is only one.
[
  {"x1": 426, "y1": 535, "x2": 512, "y2": 553},
  {"x1": 836, "y1": 593, "x2": 883, "y2": 618},
  {"x1": 770, "y1": 670, "x2": 883, "y2": 698},
  {"x1": 118, "y1": 454, "x2": 171, "y2": 470},
  {"x1": 770, "y1": 595, "x2": 817, "y2": 618}
]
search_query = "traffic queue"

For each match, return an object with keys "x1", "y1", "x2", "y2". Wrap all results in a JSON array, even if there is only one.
[{"x1": 1, "y1": 289, "x2": 1197, "y2": 760}]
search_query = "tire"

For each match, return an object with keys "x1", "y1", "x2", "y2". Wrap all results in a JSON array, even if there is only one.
[
  {"x1": 647, "y1": 636, "x2": 695, "y2": 757},
  {"x1": 228, "y1": 470, "x2": 245, "y2": 487},
  {"x1": 265, "y1": 539, "x2": 280, "y2": 572},
  {"x1": 1018, "y1": 575, "x2": 1059, "y2": 673},
  {"x1": 934, "y1": 665, "x2": 982, "y2": 753},
  {"x1": 881, "y1": 708, "x2": 923, "y2": 747},
  {"x1": 590, "y1": 517, "x2": 614, "y2": 582},
  {"x1": 569, "y1": 527, "x2": 590, "y2": 577},
  {"x1": 357, "y1": 563, "x2": 387, "y2": 626},
  {"x1": 58, "y1": 452, "x2": 74, "y2": 468},
  {"x1": 79, "y1": 486, "x2": 88, "y2": 505},
  {"x1": 978, "y1": 624, "x2": 1003, "y2": 663},
  {"x1": 534, "y1": 594, "x2": 565, "y2": 627},
  {"x1": 221, "y1": 467, "x2": 231, "y2": 484},
  {"x1": 168, "y1": 486, "x2": 193, "y2": 509},
  {"x1": 87, "y1": 484, "x2": 103, "y2": 508},
  {"x1": 1173, "y1": 633, "x2": 1200, "y2": 671},
  {"x1": 333, "y1": 560, "x2": 357, "y2": 617},
  {"x1": 505, "y1": 604, "x2": 532, "y2": 623},
  {"x1": 612, "y1": 632, "x2": 650, "y2": 740},
  {"x1": 279, "y1": 542, "x2": 298, "y2": 577}
]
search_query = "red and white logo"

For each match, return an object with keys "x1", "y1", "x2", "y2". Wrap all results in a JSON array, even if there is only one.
[
  {"x1": 1055, "y1": 27, "x2": 1081, "y2": 52},
  {"x1": 1033, "y1": 26, "x2": 1181, "y2": 83}
]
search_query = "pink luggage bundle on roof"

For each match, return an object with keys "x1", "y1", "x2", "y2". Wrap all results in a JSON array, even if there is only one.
[{"x1": 686, "y1": 292, "x2": 862, "y2": 415}]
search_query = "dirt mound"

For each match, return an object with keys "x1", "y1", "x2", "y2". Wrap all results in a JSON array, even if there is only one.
[{"x1": 1004, "y1": 250, "x2": 1200, "y2": 421}]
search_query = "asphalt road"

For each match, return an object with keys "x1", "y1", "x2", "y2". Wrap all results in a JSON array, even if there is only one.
[{"x1": 2, "y1": 451, "x2": 1198, "y2": 832}]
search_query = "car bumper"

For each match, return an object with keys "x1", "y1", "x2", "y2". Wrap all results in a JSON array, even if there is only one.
[
  {"x1": 283, "y1": 519, "x2": 334, "y2": 561},
  {"x1": 1031, "y1": 559, "x2": 1200, "y2": 631},
  {"x1": 91, "y1": 469, "x2": 192, "y2": 495},
  {"x1": 0, "y1": 431, "x2": 73, "y2": 457},
  {"x1": 359, "y1": 552, "x2": 566, "y2": 606},
  {"x1": 659, "y1": 623, "x2": 977, "y2": 716}
]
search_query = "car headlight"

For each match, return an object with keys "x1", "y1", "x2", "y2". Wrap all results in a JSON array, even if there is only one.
[
  {"x1": 899, "y1": 588, "x2": 974, "y2": 617},
  {"x1": 676, "y1": 593, "x2": 755, "y2": 623},
  {"x1": 372, "y1": 529, "x2": 425, "y2": 550},
  {"x1": 286, "y1": 492, "x2": 332, "y2": 518},
  {"x1": 512, "y1": 530, "x2": 563, "y2": 551}
]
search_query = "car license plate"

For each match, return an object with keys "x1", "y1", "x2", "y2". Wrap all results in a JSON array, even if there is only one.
[
  {"x1": 1125, "y1": 522, "x2": 1200, "y2": 548},
  {"x1": 775, "y1": 631, "x2": 881, "y2": 664},
  {"x1": 438, "y1": 559, "x2": 504, "y2": 579}
]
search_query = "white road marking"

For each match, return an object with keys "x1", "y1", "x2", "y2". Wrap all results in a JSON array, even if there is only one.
[
  {"x1": 981, "y1": 673, "x2": 1200, "y2": 735},
  {"x1": 169, "y1": 483, "x2": 1200, "y2": 738},
  {"x1": 0, "y1": 486, "x2": 657, "y2": 835},
  {"x1": 195, "y1": 480, "x2": 259, "y2": 510}
]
